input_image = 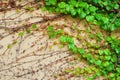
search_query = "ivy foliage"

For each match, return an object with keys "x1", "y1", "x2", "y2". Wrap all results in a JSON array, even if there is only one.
[
  {"x1": 44, "y1": 0, "x2": 120, "y2": 31},
  {"x1": 47, "y1": 26, "x2": 120, "y2": 79},
  {"x1": 45, "y1": 0, "x2": 120, "y2": 79}
]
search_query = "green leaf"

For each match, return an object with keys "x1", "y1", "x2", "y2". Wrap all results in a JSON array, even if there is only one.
[
  {"x1": 102, "y1": 17, "x2": 109, "y2": 24},
  {"x1": 98, "y1": 50, "x2": 104, "y2": 55},
  {"x1": 79, "y1": 11, "x2": 86, "y2": 19},
  {"x1": 115, "y1": 48, "x2": 120, "y2": 54},
  {"x1": 80, "y1": 69, "x2": 85, "y2": 73},
  {"x1": 48, "y1": 32, "x2": 55, "y2": 38},
  {"x1": 104, "y1": 56, "x2": 111, "y2": 61},
  {"x1": 111, "y1": 55, "x2": 117, "y2": 62},
  {"x1": 71, "y1": 9, "x2": 77, "y2": 16},
  {"x1": 89, "y1": 6, "x2": 97, "y2": 12},
  {"x1": 47, "y1": 26, "x2": 53, "y2": 32},
  {"x1": 13, "y1": 40, "x2": 18, "y2": 44},
  {"x1": 95, "y1": 60, "x2": 102, "y2": 66},
  {"x1": 45, "y1": 0, "x2": 57, "y2": 6},
  {"x1": 96, "y1": 33, "x2": 103, "y2": 41},
  {"x1": 69, "y1": 0, "x2": 77, "y2": 6},
  {"x1": 109, "y1": 24, "x2": 115, "y2": 31},
  {"x1": 89, "y1": 58, "x2": 95, "y2": 64},
  {"x1": 72, "y1": 47, "x2": 78, "y2": 53},
  {"x1": 86, "y1": 16, "x2": 95, "y2": 22},
  {"x1": 18, "y1": 32, "x2": 24, "y2": 37},
  {"x1": 26, "y1": 29, "x2": 31, "y2": 33},
  {"x1": 106, "y1": 64, "x2": 114, "y2": 71},
  {"x1": 90, "y1": 34, "x2": 95, "y2": 39},
  {"x1": 116, "y1": 68, "x2": 120, "y2": 73},
  {"x1": 66, "y1": 37, "x2": 74, "y2": 43},
  {"x1": 68, "y1": 43, "x2": 75, "y2": 50},
  {"x1": 78, "y1": 48, "x2": 85, "y2": 54},
  {"x1": 106, "y1": 6, "x2": 111, "y2": 11},
  {"x1": 79, "y1": 2, "x2": 88, "y2": 8},
  {"x1": 86, "y1": 54, "x2": 92, "y2": 60},
  {"x1": 109, "y1": 73, "x2": 115, "y2": 78},
  {"x1": 103, "y1": 61, "x2": 109, "y2": 67},
  {"x1": 104, "y1": 49, "x2": 111, "y2": 55},
  {"x1": 7, "y1": 44, "x2": 12, "y2": 49},
  {"x1": 114, "y1": 4, "x2": 119, "y2": 9},
  {"x1": 95, "y1": 14, "x2": 102, "y2": 21},
  {"x1": 55, "y1": 29, "x2": 63, "y2": 35},
  {"x1": 32, "y1": 24, "x2": 37, "y2": 29},
  {"x1": 85, "y1": 67, "x2": 92, "y2": 73},
  {"x1": 58, "y1": 2, "x2": 66, "y2": 8},
  {"x1": 60, "y1": 36, "x2": 67, "y2": 43}
]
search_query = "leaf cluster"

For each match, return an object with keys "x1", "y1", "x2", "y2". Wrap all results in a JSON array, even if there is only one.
[
  {"x1": 47, "y1": 27, "x2": 120, "y2": 79},
  {"x1": 45, "y1": 0, "x2": 120, "y2": 31}
]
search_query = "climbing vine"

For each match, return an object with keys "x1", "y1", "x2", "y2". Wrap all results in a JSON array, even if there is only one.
[
  {"x1": 44, "y1": 0, "x2": 120, "y2": 31},
  {"x1": 47, "y1": 25, "x2": 120, "y2": 79}
]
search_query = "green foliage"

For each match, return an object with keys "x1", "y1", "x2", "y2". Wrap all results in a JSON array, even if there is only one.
[
  {"x1": 44, "y1": 0, "x2": 120, "y2": 31},
  {"x1": 26, "y1": 29, "x2": 31, "y2": 33},
  {"x1": 7, "y1": 44, "x2": 12, "y2": 49},
  {"x1": 45, "y1": 0, "x2": 120, "y2": 78},
  {"x1": 32, "y1": 24, "x2": 37, "y2": 29},
  {"x1": 13, "y1": 40, "x2": 18, "y2": 44},
  {"x1": 45, "y1": 0, "x2": 57, "y2": 6},
  {"x1": 47, "y1": 26, "x2": 120, "y2": 79},
  {"x1": 83, "y1": 0, "x2": 119, "y2": 10},
  {"x1": 47, "y1": 26, "x2": 63, "y2": 38},
  {"x1": 18, "y1": 32, "x2": 24, "y2": 37}
]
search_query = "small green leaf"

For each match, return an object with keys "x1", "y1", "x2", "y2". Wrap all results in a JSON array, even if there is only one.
[
  {"x1": 98, "y1": 50, "x2": 104, "y2": 55},
  {"x1": 116, "y1": 68, "x2": 120, "y2": 73},
  {"x1": 47, "y1": 26, "x2": 53, "y2": 32},
  {"x1": 55, "y1": 29, "x2": 63, "y2": 35},
  {"x1": 85, "y1": 67, "x2": 92, "y2": 73},
  {"x1": 90, "y1": 34, "x2": 95, "y2": 39},
  {"x1": 79, "y1": 2, "x2": 88, "y2": 8},
  {"x1": 58, "y1": 2, "x2": 66, "y2": 8},
  {"x1": 80, "y1": 69, "x2": 85, "y2": 73},
  {"x1": 13, "y1": 40, "x2": 18, "y2": 44},
  {"x1": 103, "y1": 61, "x2": 109, "y2": 67},
  {"x1": 45, "y1": 0, "x2": 57, "y2": 5},
  {"x1": 26, "y1": 29, "x2": 31, "y2": 33},
  {"x1": 95, "y1": 14, "x2": 102, "y2": 21},
  {"x1": 114, "y1": 4, "x2": 119, "y2": 9},
  {"x1": 78, "y1": 48, "x2": 85, "y2": 54},
  {"x1": 111, "y1": 55, "x2": 117, "y2": 62},
  {"x1": 79, "y1": 11, "x2": 86, "y2": 19},
  {"x1": 104, "y1": 49, "x2": 111, "y2": 55},
  {"x1": 107, "y1": 65, "x2": 114, "y2": 71},
  {"x1": 86, "y1": 15, "x2": 95, "y2": 22},
  {"x1": 18, "y1": 32, "x2": 24, "y2": 37},
  {"x1": 115, "y1": 48, "x2": 120, "y2": 54},
  {"x1": 71, "y1": 9, "x2": 76, "y2": 16},
  {"x1": 109, "y1": 73, "x2": 115, "y2": 78},
  {"x1": 89, "y1": 6, "x2": 97, "y2": 12},
  {"x1": 96, "y1": 33, "x2": 103, "y2": 41},
  {"x1": 102, "y1": 17, "x2": 109, "y2": 24},
  {"x1": 7, "y1": 44, "x2": 12, "y2": 49},
  {"x1": 32, "y1": 24, "x2": 37, "y2": 29},
  {"x1": 89, "y1": 58, "x2": 95, "y2": 64},
  {"x1": 48, "y1": 32, "x2": 55, "y2": 38},
  {"x1": 109, "y1": 24, "x2": 115, "y2": 31},
  {"x1": 104, "y1": 56, "x2": 111, "y2": 61},
  {"x1": 60, "y1": 36, "x2": 67, "y2": 43},
  {"x1": 95, "y1": 60, "x2": 101, "y2": 66},
  {"x1": 68, "y1": 43, "x2": 75, "y2": 50},
  {"x1": 66, "y1": 37, "x2": 74, "y2": 43}
]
